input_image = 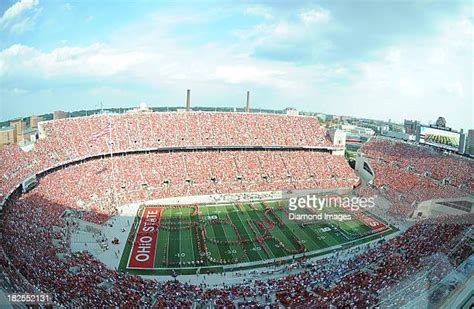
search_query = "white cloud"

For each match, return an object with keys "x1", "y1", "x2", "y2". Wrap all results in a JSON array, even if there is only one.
[
  {"x1": 0, "y1": 0, "x2": 38, "y2": 24},
  {"x1": 245, "y1": 5, "x2": 273, "y2": 20},
  {"x1": 2, "y1": 87, "x2": 29, "y2": 95},
  {"x1": 1, "y1": 4, "x2": 471, "y2": 130},
  {"x1": 213, "y1": 65, "x2": 285, "y2": 86},
  {"x1": 8, "y1": 10, "x2": 38, "y2": 34},
  {"x1": 300, "y1": 8, "x2": 330, "y2": 24},
  {"x1": 443, "y1": 81, "x2": 464, "y2": 98},
  {"x1": 384, "y1": 48, "x2": 403, "y2": 64},
  {"x1": 234, "y1": 7, "x2": 331, "y2": 49},
  {"x1": 233, "y1": 21, "x2": 301, "y2": 45},
  {"x1": 0, "y1": 43, "x2": 154, "y2": 78},
  {"x1": 61, "y1": 2, "x2": 73, "y2": 12},
  {"x1": 0, "y1": 0, "x2": 40, "y2": 34},
  {"x1": 323, "y1": 14, "x2": 473, "y2": 129},
  {"x1": 230, "y1": 6, "x2": 472, "y2": 129}
]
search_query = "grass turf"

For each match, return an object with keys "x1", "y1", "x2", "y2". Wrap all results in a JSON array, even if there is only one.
[{"x1": 119, "y1": 200, "x2": 396, "y2": 275}]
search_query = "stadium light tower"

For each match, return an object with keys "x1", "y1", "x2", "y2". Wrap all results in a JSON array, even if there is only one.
[
  {"x1": 245, "y1": 91, "x2": 250, "y2": 113},
  {"x1": 186, "y1": 89, "x2": 191, "y2": 111}
]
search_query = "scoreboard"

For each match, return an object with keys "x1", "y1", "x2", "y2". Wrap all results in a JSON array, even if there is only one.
[{"x1": 418, "y1": 125, "x2": 461, "y2": 152}]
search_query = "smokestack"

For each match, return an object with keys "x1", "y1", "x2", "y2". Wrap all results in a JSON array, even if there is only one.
[
  {"x1": 186, "y1": 89, "x2": 191, "y2": 111},
  {"x1": 245, "y1": 91, "x2": 250, "y2": 113}
]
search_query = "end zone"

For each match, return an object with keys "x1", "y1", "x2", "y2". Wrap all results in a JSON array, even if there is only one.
[{"x1": 127, "y1": 207, "x2": 163, "y2": 269}]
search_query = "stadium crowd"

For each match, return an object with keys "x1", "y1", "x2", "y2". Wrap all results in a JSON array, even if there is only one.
[
  {"x1": 0, "y1": 112, "x2": 332, "y2": 205},
  {"x1": 1, "y1": 114, "x2": 473, "y2": 307},
  {"x1": 362, "y1": 137, "x2": 473, "y2": 189},
  {"x1": 2, "y1": 192, "x2": 472, "y2": 307},
  {"x1": 5, "y1": 150, "x2": 357, "y2": 225},
  {"x1": 360, "y1": 137, "x2": 473, "y2": 216}
]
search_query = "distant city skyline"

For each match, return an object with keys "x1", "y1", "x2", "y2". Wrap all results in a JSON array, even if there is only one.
[
  {"x1": 0, "y1": 102, "x2": 465, "y2": 132},
  {"x1": 0, "y1": 0, "x2": 472, "y2": 130}
]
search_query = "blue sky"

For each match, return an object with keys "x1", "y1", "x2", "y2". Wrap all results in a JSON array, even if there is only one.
[{"x1": 0, "y1": 0, "x2": 472, "y2": 130}]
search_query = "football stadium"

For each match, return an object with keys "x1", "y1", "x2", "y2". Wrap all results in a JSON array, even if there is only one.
[
  {"x1": 1, "y1": 1, "x2": 473, "y2": 308},
  {"x1": 0, "y1": 104, "x2": 472, "y2": 307}
]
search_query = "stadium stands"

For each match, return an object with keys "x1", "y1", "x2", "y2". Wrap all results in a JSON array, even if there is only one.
[
  {"x1": 361, "y1": 137, "x2": 473, "y2": 189},
  {"x1": 6, "y1": 150, "x2": 357, "y2": 225},
  {"x1": 360, "y1": 137, "x2": 473, "y2": 216},
  {"x1": 0, "y1": 112, "x2": 333, "y2": 205},
  {"x1": 2, "y1": 194, "x2": 472, "y2": 307},
  {"x1": 1, "y1": 114, "x2": 473, "y2": 307}
]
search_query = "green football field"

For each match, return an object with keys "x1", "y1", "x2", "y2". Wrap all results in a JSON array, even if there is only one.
[{"x1": 119, "y1": 200, "x2": 395, "y2": 275}]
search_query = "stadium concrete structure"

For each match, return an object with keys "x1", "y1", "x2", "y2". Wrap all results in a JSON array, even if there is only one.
[
  {"x1": 0, "y1": 103, "x2": 473, "y2": 307},
  {"x1": 413, "y1": 197, "x2": 474, "y2": 218}
]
